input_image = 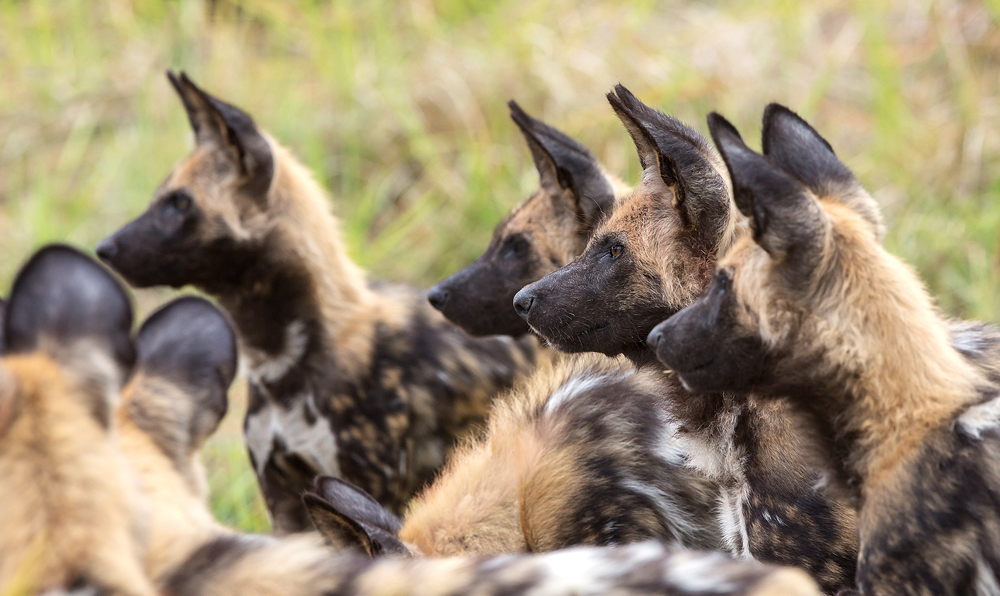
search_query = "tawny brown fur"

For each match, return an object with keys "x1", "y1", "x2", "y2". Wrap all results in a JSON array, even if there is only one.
[{"x1": 0, "y1": 354, "x2": 154, "y2": 596}]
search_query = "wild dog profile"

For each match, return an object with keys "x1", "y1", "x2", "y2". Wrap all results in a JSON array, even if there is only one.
[
  {"x1": 512, "y1": 86, "x2": 859, "y2": 594},
  {"x1": 0, "y1": 247, "x2": 819, "y2": 596},
  {"x1": 399, "y1": 103, "x2": 722, "y2": 559},
  {"x1": 0, "y1": 245, "x2": 154, "y2": 596},
  {"x1": 304, "y1": 353, "x2": 724, "y2": 557},
  {"x1": 428, "y1": 101, "x2": 625, "y2": 338},
  {"x1": 650, "y1": 104, "x2": 1000, "y2": 596},
  {"x1": 97, "y1": 71, "x2": 537, "y2": 533}
]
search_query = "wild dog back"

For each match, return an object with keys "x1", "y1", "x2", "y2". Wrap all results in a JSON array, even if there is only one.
[
  {"x1": 305, "y1": 353, "x2": 723, "y2": 557},
  {"x1": 0, "y1": 245, "x2": 154, "y2": 596},
  {"x1": 651, "y1": 104, "x2": 1000, "y2": 595},
  {"x1": 428, "y1": 101, "x2": 624, "y2": 338},
  {"x1": 97, "y1": 72, "x2": 537, "y2": 532}
]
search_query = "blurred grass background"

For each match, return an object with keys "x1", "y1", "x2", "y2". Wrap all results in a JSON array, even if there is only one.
[{"x1": 1, "y1": 0, "x2": 999, "y2": 532}]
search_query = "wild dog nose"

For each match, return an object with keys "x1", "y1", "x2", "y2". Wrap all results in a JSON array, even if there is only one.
[
  {"x1": 512, "y1": 290, "x2": 535, "y2": 320},
  {"x1": 646, "y1": 328, "x2": 663, "y2": 350},
  {"x1": 427, "y1": 286, "x2": 450, "y2": 311},
  {"x1": 95, "y1": 237, "x2": 118, "y2": 262}
]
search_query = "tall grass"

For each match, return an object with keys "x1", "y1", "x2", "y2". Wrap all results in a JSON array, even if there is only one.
[{"x1": 2, "y1": 0, "x2": 999, "y2": 531}]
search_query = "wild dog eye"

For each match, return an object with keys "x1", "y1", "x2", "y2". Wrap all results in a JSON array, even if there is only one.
[
  {"x1": 513, "y1": 238, "x2": 529, "y2": 255},
  {"x1": 609, "y1": 245, "x2": 623, "y2": 259},
  {"x1": 171, "y1": 192, "x2": 192, "y2": 212}
]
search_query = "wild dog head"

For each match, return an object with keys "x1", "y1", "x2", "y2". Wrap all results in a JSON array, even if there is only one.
[
  {"x1": 302, "y1": 475, "x2": 408, "y2": 557},
  {"x1": 648, "y1": 105, "x2": 882, "y2": 395},
  {"x1": 514, "y1": 85, "x2": 736, "y2": 360},
  {"x1": 97, "y1": 71, "x2": 274, "y2": 291},
  {"x1": 428, "y1": 101, "x2": 618, "y2": 338},
  {"x1": 0, "y1": 245, "x2": 154, "y2": 596},
  {"x1": 124, "y1": 296, "x2": 238, "y2": 497}
]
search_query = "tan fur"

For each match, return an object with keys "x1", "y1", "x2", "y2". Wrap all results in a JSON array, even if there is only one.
[
  {"x1": 0, "y1": 354, "x2": 154, "y2": 596},
  {"x1": 725, "y1": 199, "x2": 983, "y2": 491},
  {"x1": 116, "y1": 373, "x2": 225, "y2": 585}
]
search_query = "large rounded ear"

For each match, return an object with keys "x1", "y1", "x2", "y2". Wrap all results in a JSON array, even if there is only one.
[
  {"x1": 304, "y1": 476, "x2": 407, "y2": 557},
  {"x1": 166, "y1": 70, "x2": 274, "y2": 198},
  {"x1": 4, "y1": 245, "x2": 135, "y2": 376},
  {"x1": 761, "y1": 103, "x2": 884, "y2": 240},
  {"x1": 707, "y1": 113, "x2": 826, "y2": 279},
  {"x1": 135, "y1": 296, "x2": 237, "y2": 451},
  {"x1": 508, "y1": 100, "x2": 615, "y2": 228},
  {"x1": 606, "y1": 85, "x2": 732, "y2": 249}
]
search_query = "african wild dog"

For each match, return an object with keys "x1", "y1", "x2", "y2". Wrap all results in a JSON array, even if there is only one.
[
  {"x1": 513, "y1": 85, "x2": 860, "y2": 594},
  {"x1": 304, "y1": 353, "x2": 723, "y2": 557},
  {"x1": 427, "y1": 101, "x2": 626, "y2": 338},
  {"x1": 650, "y1": 104, "x2": 1000, "y2": 596},
  {"x1": 0, "y1": 245, "x2": 154, "y2": 596},
  {"x1": 0, "y1": 253, "x2": 822, "y2": 596},
  {"x1": 97, "y1": 72, "x2": 537, "y2": 533}
]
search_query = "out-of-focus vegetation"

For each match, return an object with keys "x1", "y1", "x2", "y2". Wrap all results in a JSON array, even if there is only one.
[{"x1": 2, "y1": 0, "x2": 998, "y2": 531}]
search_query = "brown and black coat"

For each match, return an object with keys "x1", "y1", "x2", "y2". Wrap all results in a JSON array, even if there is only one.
[
  {"x1": 98, "y1": 72, "x2": 537, "y2": 533},
  {"x1": 0, "y1": 245, "x2": 823, "y2": 596},
  {"x1": 652, "y1": 104, "x2": 1000, "y2": 596},
  {"x1": 514, "y1": 86, "x2": 859, "y2": 593}
]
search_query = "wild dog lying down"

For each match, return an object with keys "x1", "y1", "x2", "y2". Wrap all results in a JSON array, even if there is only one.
[
  {"x1": 428, "y1": 101, "x2": 625, "y2": 338},
  {"x1": 513, "y1": 86, "x2": 859, "y2": 594},
  {"x1": 650, "y1": 105, "x2": 1000, "y2": 596},
  {"x1": 305, "y1": 353, "x2": 724, "y2": 557},
  {"x1": 0, "y1": 247, "x2": 821, "y2": 596},
  {"x1": 97, "y1": 71, "x2": 537, "y2": 533}
]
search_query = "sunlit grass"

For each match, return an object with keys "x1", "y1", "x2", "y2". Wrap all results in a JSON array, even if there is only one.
[{"x1": 3, "y1": 0, "x2": 1000, "y2": 531}]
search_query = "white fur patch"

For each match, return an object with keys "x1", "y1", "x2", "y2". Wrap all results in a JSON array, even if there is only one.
[
  {"x1": 619, "y1": 478, "x2": 698, "y2": 545},
  {"x1": 958, "y1": 394, "x2": 1000, "y2": 440},
  {"x1": 719, "y1": 484, "x2": 753, "y2": 560},
  {"x1": 245, "y1": 320, "x2": 309, "y2": 385},
  {"x1": 664, "y1": 549, "x2": 740, "y2": 593},
  {"x1": 544, "y1": 373, "x2": 605, "y2": 414},
  {"x1": 976, "y1": 553, "x2": 1000, "y2": 596},
  {"x1": 244, "y1": 392, "x2": 340, "y2": 478}
]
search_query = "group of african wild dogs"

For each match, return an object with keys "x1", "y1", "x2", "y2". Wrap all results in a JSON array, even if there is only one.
[{"x1": 1, "y1": 70, "x2": 998, "y2": 596}]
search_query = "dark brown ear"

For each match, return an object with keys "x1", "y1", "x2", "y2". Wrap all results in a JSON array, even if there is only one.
[
  {"x1": 761, "y1": 103, "x2": 883, "y2": 239},
  {"x1": 166, "y1": 70, "x2": 274, "y2": 199},
  {"x1": 3, "y1": 245, "x2": 135, "y2": 427},
  {"x1": 508, "y1": 100, "x2": 615, "y2": 228},
  {"x1": 606, "y1": 84, "x2": 731, "y2": 248},
  {"x1": 134, "y1": 296, "x2": 237, "y2": 456},
  {"x1": 304, "y1": 476, "x2": 407, "y2": 557},
  {"x1": 708, "y1": 112, "x2": 825, "y2": 277}
]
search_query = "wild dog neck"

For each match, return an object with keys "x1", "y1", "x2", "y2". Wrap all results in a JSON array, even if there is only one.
[
  {"x1": 215, "y1": 141, "x2": 378, "y2": 383},
  {"x1": 780, "y1": 208, "x2": 986, "y2": 499}
]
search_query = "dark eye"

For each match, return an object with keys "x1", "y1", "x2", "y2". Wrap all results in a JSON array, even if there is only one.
[
  {"x1": 171, "y1": 192, "x2": 192, "y2": 212},
  {"x1": 513, "y1": 238, "x2": 529, "y2": 255},
  {"x1": 609, "y1": 245, "x2": 623, "y2": 259}
]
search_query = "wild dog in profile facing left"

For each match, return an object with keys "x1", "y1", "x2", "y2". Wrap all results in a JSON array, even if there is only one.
[
  {"x1": 97, "y1": 71, "x2": 537, "y2": 533},
  {"x1": 513, "y1": 86, "x2": 859, "y2": 594},
  {"x1": 0, "y1": 245, "x2": 153, "y2": 596},
  {"x1": 650, "y1": 104, "x2": 1000, "y2": 595},
  {"x1": 428, "y1": 101, "x2": 624, "y2": 338}
]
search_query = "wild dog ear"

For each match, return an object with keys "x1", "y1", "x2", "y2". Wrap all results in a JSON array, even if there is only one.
[
  {"x1": 166, "y1": 70, "x2": 274, "y2": 199},
  {"x1": 761, "y1": 103, "x2": 884, "y2": 240},
  {"x1": 304, "y1": 476, "x2": 407, "y2": 557},
  {"x1": 607, "y1": 85, "x2": 731, "y2": 248},
  {"x1": 708, "y1": 113, "x2": 826, "y2": 275},
  {"x1": 508, "y1": 101, "x2": 615, "y2": 228},
  {"x1": 135, "y1": 296, "x2": 237, "y2": 451},
  {"x1": 4, "y1": 245, "x2": 135, "y2": 400}
]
